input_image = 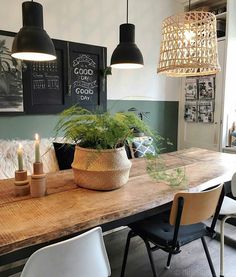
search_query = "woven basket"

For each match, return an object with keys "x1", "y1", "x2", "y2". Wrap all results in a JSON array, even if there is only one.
[{"x1": 72, "y1": 146, "x2": 132, "y2": 191}]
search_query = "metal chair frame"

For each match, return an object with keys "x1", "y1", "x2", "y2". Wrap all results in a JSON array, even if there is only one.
[
  {"x1": 220, "y1": 214, "x2": 236, "y2": 277},
  {"x1": 120, "y1": 185, "x2": 225, "y2": 277}
]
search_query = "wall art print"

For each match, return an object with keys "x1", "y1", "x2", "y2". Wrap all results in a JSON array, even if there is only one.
[
  {"x1": 184, "y1": 101, "x2": 198, "y2": 122},
  {"x1": 184, "y1": 75, "x2": 216, "y2": 123},
  {"x1": 198, "y1": 101, "x2": 214, "y2": 123},
  {"x1": 185, "y1": 77, "x2": 198, "y2": 100},
  {"x1": 0, "y1": 31, "x2": 24, "y2": 113}
]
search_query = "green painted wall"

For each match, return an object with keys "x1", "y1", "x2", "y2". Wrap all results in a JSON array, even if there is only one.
[
  {"x1": 0, "y1": 100, "x2": 178, "y2": 150},
  {"x1": 108, "y1": 100, "x2": 179, "y2": 151}
]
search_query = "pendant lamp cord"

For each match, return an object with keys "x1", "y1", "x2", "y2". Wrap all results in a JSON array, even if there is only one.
[
  {"x1": 126, "y1": 0, "x2": 129, "y2": 23},
  {"x1": 189, "y1": 0, "x2": 191, "y2": 11}
]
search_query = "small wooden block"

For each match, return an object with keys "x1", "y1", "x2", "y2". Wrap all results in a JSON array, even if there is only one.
[
  {"x1": 14, "y1": 180, "x2": 29, "y2": 186},
  {"x1": 31, "y1": 174, "x2": 46, "y2": 198},
  {"x1": 15, "y1": 170, "x2": 27, "y2": 181},
  {"x1": 14, "y1": 183, "x2": 30, "y2": 197},
  {"x1": 33, "y1": 162, "x2": 44, "y2": 175}
]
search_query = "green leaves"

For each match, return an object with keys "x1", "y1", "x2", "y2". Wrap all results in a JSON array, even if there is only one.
[
  {"x1": 146, "y1": 157, "x2": 188, "y2": 189},
  {"x1": 55, "y1": 106, "x2": 154, "y2": 149}
]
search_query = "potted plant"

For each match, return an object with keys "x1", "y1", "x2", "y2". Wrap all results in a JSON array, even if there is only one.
[{"x1": 55, "y1": 105, "x2": 155, "y2": 191}]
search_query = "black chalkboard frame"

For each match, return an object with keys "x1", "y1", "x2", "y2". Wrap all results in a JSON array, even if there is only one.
[
  {"x1": 23, "y1": 39, "x2": 71, "y2": 114},
  {"x1": 69, "y1": 42, "x2": 107, "y2": 113},
  {"x1": 23, "y1": 40, "x2": 107, "y2": 114}
]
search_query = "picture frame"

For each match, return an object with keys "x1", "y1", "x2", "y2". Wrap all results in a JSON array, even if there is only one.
[
  {"x1": 184, "y1": 101, "x2": 198, "y2": 122},
  {"x1": 185, "y1": 77, "x2": 198, "y2": 100},
  {"x1": 198, "y1": 101, "x2": 214, "y2": 123},
  {"x1": 0, "y1": 30, "x2": 24, "y2": 114},
  {"x1": 184, "y1": 75, "x2": 216, "y2": 124},
  {"x1": 198, "y1": 75, "x2": 215, "y2": 100}
]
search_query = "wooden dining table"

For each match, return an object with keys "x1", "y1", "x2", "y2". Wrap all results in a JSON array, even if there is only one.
[{"x1": 1, "y1": 147, "x2": 236, "y2": 274}]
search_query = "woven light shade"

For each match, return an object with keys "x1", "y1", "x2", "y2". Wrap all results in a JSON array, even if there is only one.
[{"x1": 157, "y1": 11, "x2": 221, "y2": 77}]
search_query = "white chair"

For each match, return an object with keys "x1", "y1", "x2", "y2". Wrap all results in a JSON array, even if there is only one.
[
  {"x1": 219, "y1": 173, "x2": 236, "y2": 277},
  {"x1": 20, "y1": 227, "x2": 111, "y2": 277}
]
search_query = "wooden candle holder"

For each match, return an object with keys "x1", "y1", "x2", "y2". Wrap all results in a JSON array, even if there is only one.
[
  {"x1": 33, "y1": 162, "x2": 44, "y2": 175},
  {"x1": 14, "y1": 170, "x2": 30, "y2": 196},
  {"x1": 30, "y1": 162, "x2": 46, "y2": 198}
]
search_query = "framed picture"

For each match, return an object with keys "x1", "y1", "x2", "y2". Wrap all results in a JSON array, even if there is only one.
[
  {"x1": 0, "y1": 30, "x2": 24, "y2": 114},
  {"x1": 198, "y1": 75, "x2": 215, "y2": 100},
  {"x1": 184, "y1": 101, "x2": 198, "y2": 122},
  {"x1": 198, "y1": 101, "x2": 214, "y2": 123},
  {"x1": 185, "y1": 77, "x2": 198, "y2": 100}
]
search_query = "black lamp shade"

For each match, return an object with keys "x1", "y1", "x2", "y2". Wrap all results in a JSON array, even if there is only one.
[
  {"x1": 12, "y1": 1, "x2": 56, "y2": 61},
  {"x1": 111, "y1": 23, "x2": 144, "y2": 69}
]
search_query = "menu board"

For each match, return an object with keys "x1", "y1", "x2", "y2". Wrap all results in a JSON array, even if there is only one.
[
  {"x1": 71, "y1": 53, "x2": 98, "y2": 106},
  {"x1": 23, "y1": 39, "x2": 69, "y2": 114},
  {"x1": 69, "y1": 42, "x2": 106, "y2": 112},
  {"x1": 23, "y1": 39, "x2": 107, "y2": 114},
  {"x1": 31, "y1": 57, "x2": 61, "y2": 105}
]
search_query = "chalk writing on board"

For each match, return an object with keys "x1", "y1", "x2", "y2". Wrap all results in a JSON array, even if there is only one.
[
  {"x1": 32, "y1": 62, "x2": 60, "y2": 91},
  {"x1": 72, "y1": 54, "x2": 98, "y2": 103}
]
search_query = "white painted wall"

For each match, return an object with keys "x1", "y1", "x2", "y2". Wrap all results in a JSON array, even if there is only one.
[
  {"x1": 221, "y1": 0, "x2": 236, "y2": 148},
  {"x1": 0, "y1": 0, "x2": 183, "y2": 101}
]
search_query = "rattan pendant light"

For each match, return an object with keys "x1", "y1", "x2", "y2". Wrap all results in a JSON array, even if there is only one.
[{"x1": 157, "y1": 0, "x2": 220, "y2": 77}]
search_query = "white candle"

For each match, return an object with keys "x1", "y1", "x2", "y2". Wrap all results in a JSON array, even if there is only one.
[
  {"x1": 35, "y1": 133, "x2": 41, "y2": 163},
  {"x1": 17, "y1": 143, "x2": 23, "y2": 171}
]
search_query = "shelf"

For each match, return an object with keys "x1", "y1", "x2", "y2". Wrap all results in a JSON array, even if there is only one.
[{"x1": 216, "y1": 12, "x2": 227, "y2": 20}]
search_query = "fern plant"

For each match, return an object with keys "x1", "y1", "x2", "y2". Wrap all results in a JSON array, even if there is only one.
[{"x1": 55, "y1": 105, "x2": 156, "y2": 149}]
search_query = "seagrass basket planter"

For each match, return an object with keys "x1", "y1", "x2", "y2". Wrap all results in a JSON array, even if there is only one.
[
  {"x1": 158, "y1": 11, "x2": 220, "y2": 77},
  {"x1": 72, "y1": 146, "x2": 132, "y2": 191}
]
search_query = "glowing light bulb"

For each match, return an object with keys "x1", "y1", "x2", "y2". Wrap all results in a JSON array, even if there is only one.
[{"x1": 184, "y1": 30, "x2": 196, "y2": 41}]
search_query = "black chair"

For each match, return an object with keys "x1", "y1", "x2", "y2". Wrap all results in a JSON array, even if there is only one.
[{"x1": 120, "y1": 183, "x2": 224, "y2": 277}]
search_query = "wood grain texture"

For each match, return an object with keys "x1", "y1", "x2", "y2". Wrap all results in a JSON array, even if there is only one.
[
  {"x1": 0, "y1": 148, "x2": 236, "y2": 256},
  {"x1": 170, "y1": 183, "x2": 224, "y2": 225}
]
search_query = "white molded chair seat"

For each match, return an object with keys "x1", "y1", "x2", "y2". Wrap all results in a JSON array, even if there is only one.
[
  {"x1": 220, "y1": 196, "x2": 236, "y2": 215},
  {"x1": 219, "y1": 173, "x2": 236, "y2": 277},
  {"x1": 20, "y1": 227, "x2": 111, "y2": 277}
]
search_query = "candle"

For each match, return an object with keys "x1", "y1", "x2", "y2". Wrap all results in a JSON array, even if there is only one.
[
  {"x1": 17, "y1": 143, "x2": 23, "y2": 171},
  {"x1": 35, "y1": 133, "x2": 41, "y2": 163}
]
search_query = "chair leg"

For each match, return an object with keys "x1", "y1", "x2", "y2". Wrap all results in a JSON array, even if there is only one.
[
  {"x1": 165, "y1": 253, "x2": 172, "y2": 269},
  {"x1": 120, "y1": 230, "x2": 135, "y2": 277},
  {"x1": 220, "y1": 217, "x2": 226, "y2": 277},
  {"x1": 144, "y1": 240, "x2": 158, "y2": 277},
  {"x1": 220, "y1": 215, "x2": 233, "y2": 277},
  {"x1": 201, "y1": 237, "x2": 216, "y2": 277}
]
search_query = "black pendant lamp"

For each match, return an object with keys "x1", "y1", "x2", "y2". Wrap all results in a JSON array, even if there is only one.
[
  {"x1": 11, "y1": 1, "x2": 56, "y2": 61},
  {"x1": 110, "y1": 0, "x2": 144, "y2": 69}
]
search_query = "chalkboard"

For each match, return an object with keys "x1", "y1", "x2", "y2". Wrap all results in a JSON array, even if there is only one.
[
  {"x1": 69, "y1": 42, "x2": 107, "y2": 112},
  {"x1": 23, "y1": 39, "x2": 71, "y2": 114},
  {"x1": 23, "y1": 40, "x2": 107, "y2": 114}
]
